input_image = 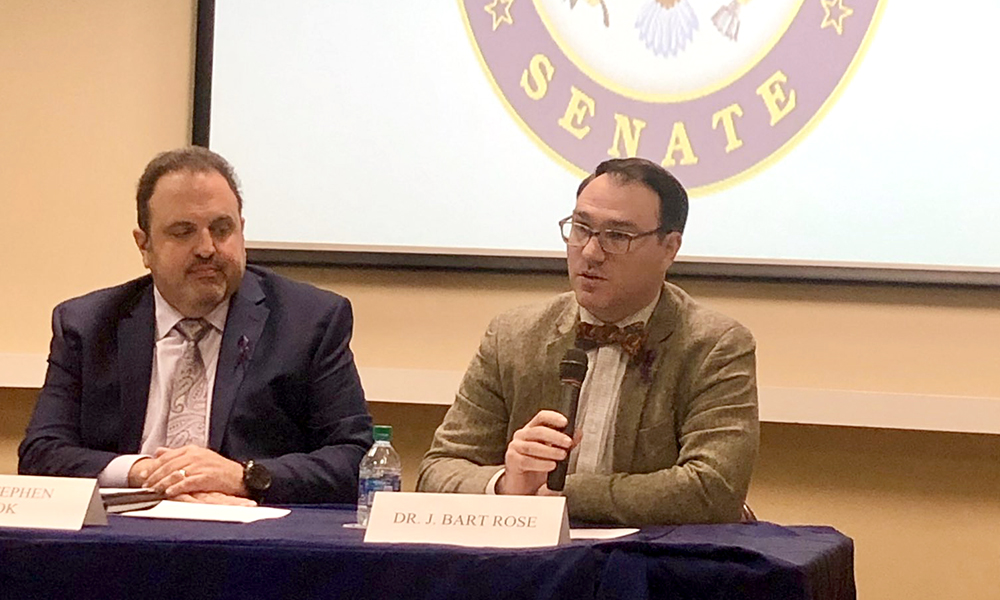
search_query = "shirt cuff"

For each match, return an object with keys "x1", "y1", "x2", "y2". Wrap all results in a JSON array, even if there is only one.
[
  {"x1": 98, "y1": 454, "x2": 148, "y2": 487},
  {"x1": 485, "y1": 468, "x2": 505, "y2": 495}
]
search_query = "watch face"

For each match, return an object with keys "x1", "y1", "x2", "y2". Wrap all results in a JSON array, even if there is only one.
[{"x1": 245, "y1": 461, "x2": 272, "y2": 492}]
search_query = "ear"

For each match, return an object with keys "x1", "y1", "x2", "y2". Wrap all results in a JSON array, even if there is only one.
[
  {"x1": 133, "y1": 228, "x2": 152, "y2": 269},
  {"x1": 660, "y1": 232, "x2": 682, "y2": 270},
  {"x1": 240, "y1": 217, "x2": 248, "y2": 261}
]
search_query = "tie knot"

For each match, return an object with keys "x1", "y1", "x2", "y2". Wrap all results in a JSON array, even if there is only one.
[
  {"x1": 175, "y1": 318, "x2": 212, "y2": 343},
  {"x1": 576, "y1": 322, "x2": 647, "y2": 357}
]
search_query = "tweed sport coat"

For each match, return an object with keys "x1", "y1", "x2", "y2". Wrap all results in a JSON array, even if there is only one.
[{"x1": 417, "y1": 282, "x2": 759, "y2": 526}]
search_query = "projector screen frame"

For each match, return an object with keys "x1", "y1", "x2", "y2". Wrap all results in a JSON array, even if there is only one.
[{"x1": 191, "y1": 0, "x2": 1000, "y2": 288}]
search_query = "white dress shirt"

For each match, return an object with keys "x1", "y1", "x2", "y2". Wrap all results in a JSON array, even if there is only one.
[
  {"x1": 487, "y1": 291, "x2": 661, "y2": 492},
  {"x1": 97, "y1": 287, "x2": 229, "y2": 486}
]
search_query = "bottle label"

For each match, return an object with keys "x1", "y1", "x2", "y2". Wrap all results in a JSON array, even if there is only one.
[{"x1": 359, "y1": 475, "x2": 401, "y2": 507}]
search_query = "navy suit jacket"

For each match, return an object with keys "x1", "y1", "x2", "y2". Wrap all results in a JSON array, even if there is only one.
[{"x1": 18, "y1": 266, "x2": 373, "y2": 504}]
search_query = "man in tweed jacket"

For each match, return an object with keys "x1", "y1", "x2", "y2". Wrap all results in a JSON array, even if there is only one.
[{"x1": 418, "y1": 158, "x2": 758, "y2": 526}]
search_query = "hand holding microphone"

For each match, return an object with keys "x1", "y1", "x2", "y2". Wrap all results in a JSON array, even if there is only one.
[{"x1": 499, "y1": 349, "x2": 589, "y2": 495}]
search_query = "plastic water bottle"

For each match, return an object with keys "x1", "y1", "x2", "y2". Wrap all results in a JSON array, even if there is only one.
[{"x1": 356, "y1": 425, "x2": 402, "y2": 527}]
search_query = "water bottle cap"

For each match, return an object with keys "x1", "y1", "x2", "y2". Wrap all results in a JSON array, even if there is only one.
[{"x1": 373, "y1": 425, "x2": 393, "y2": 441}]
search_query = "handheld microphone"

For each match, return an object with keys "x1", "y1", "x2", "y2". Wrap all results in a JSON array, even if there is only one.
[{"x1": 547, "y1": 348, "x2": 589, "y2": 492}]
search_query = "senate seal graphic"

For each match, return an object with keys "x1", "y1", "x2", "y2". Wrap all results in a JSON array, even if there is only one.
[{"x1": 462, "y1": 0, "x2": 884, "y2": 193}]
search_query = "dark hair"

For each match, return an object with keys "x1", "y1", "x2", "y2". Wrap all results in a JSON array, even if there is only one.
[
  {"x1": 135, "y1": 146, "x2": 243, "y2": 233},
  {"x1": 576, "y1": 158, "x2": 688, "y2": 234}
]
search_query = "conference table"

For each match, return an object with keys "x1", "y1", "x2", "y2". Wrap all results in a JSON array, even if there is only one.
[{"x1": 0, "y1": 505, "x2": 854, "y2": 600}]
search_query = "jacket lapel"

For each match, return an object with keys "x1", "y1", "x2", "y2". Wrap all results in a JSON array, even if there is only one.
[
  {"x1": 541, "y1": 300, "x2": 579, "y2": 414},
  {"x1": 209, "y1": 271, "x2": 268, "y2": 451},
  {"x1": 612, "y1": 284, "x2": 677, "y2": 470},
  {"x1": 117, "y1": 285, "x2": 155, "y2": 453}
]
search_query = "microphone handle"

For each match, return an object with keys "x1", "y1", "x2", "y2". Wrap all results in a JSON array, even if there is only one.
[{"x1": 547, "y1": 382, "x2": 581, "y2": 492}]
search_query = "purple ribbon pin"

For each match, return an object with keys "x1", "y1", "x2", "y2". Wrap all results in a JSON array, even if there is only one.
[{"x1": 237, "y1": 335, "x2": 252, "y2": 366}]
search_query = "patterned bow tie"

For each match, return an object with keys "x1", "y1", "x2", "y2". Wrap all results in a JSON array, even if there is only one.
[{"x1": 576, "y1": 322, "x2": 648, "y2": 357}]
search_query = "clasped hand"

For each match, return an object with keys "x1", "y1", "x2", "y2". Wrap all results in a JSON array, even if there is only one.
[{"x1": 128, "y1": 445, "x2": 255, "y2": 506}]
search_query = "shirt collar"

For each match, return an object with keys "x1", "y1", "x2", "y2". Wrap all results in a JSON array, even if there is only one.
[
  {"x1": 579, "y1": 288, "x2": 661, "y2": 328},
  {"x1": 153, "y1": 285, "x2": 230, "y2": 341}
]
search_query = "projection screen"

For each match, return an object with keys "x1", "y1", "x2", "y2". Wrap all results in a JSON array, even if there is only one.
[{"x1": 194, "y1": 0, "x2": 1000, "y2": 285}]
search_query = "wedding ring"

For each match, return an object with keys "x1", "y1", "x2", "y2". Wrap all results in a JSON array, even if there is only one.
[{"x1": 179, "y1": 469, "x2": 187, "y2": 478}]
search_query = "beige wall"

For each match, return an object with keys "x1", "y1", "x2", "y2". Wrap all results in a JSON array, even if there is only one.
[{"x1": 1, "y1": 2, "x2": 998, "y2": 599}]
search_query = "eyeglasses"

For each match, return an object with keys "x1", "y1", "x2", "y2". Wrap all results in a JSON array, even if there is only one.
[{"x1": 558, "y1": 217, "x2": 663, "y2": 255}]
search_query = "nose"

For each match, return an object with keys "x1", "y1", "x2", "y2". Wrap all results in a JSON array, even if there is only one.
[
  {"x1": 194, "y1": 228, "x2": 215, "y2": 258},
  {"x1": 580, "y1": 232, "x2": 605, "y2": 263}
]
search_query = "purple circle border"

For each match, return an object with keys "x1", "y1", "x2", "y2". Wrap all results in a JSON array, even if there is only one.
[{"x1": 464, "y1": 0, "x2": 881, "y2": 191}]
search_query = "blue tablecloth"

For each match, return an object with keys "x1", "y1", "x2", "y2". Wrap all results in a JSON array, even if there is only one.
[{"x1": 0, "y1": 506, "x2": 854, "y2": 600}]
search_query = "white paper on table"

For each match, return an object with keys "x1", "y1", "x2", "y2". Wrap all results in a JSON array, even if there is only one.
[
  {"x1": 569, "y1": 528, "x2": 639, "y2": 540},
  {"x1": 119, "y1": 500, "x2": 290, "y2": 523}
]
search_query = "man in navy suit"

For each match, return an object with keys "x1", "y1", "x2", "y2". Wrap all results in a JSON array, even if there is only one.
[{"x1": 18, "y1": 147, "x2": 373, "y2": 505}]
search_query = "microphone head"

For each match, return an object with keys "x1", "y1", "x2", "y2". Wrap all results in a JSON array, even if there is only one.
[{"x1": 559, "y1": 348, "x2": 589, "y2": 384}]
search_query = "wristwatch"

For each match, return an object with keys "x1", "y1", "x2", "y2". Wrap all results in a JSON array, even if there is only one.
[{"x1": 242, "y1": 460, "x2": 272, "y2": 502}]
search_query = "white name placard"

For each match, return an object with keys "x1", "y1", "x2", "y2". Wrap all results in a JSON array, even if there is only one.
[
  {"x1": 0, "y1": 475, "x2": 107, "y2": 531},
  {"x1": 363, "y1": 492, "x2": 570, "y2": 548}
]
